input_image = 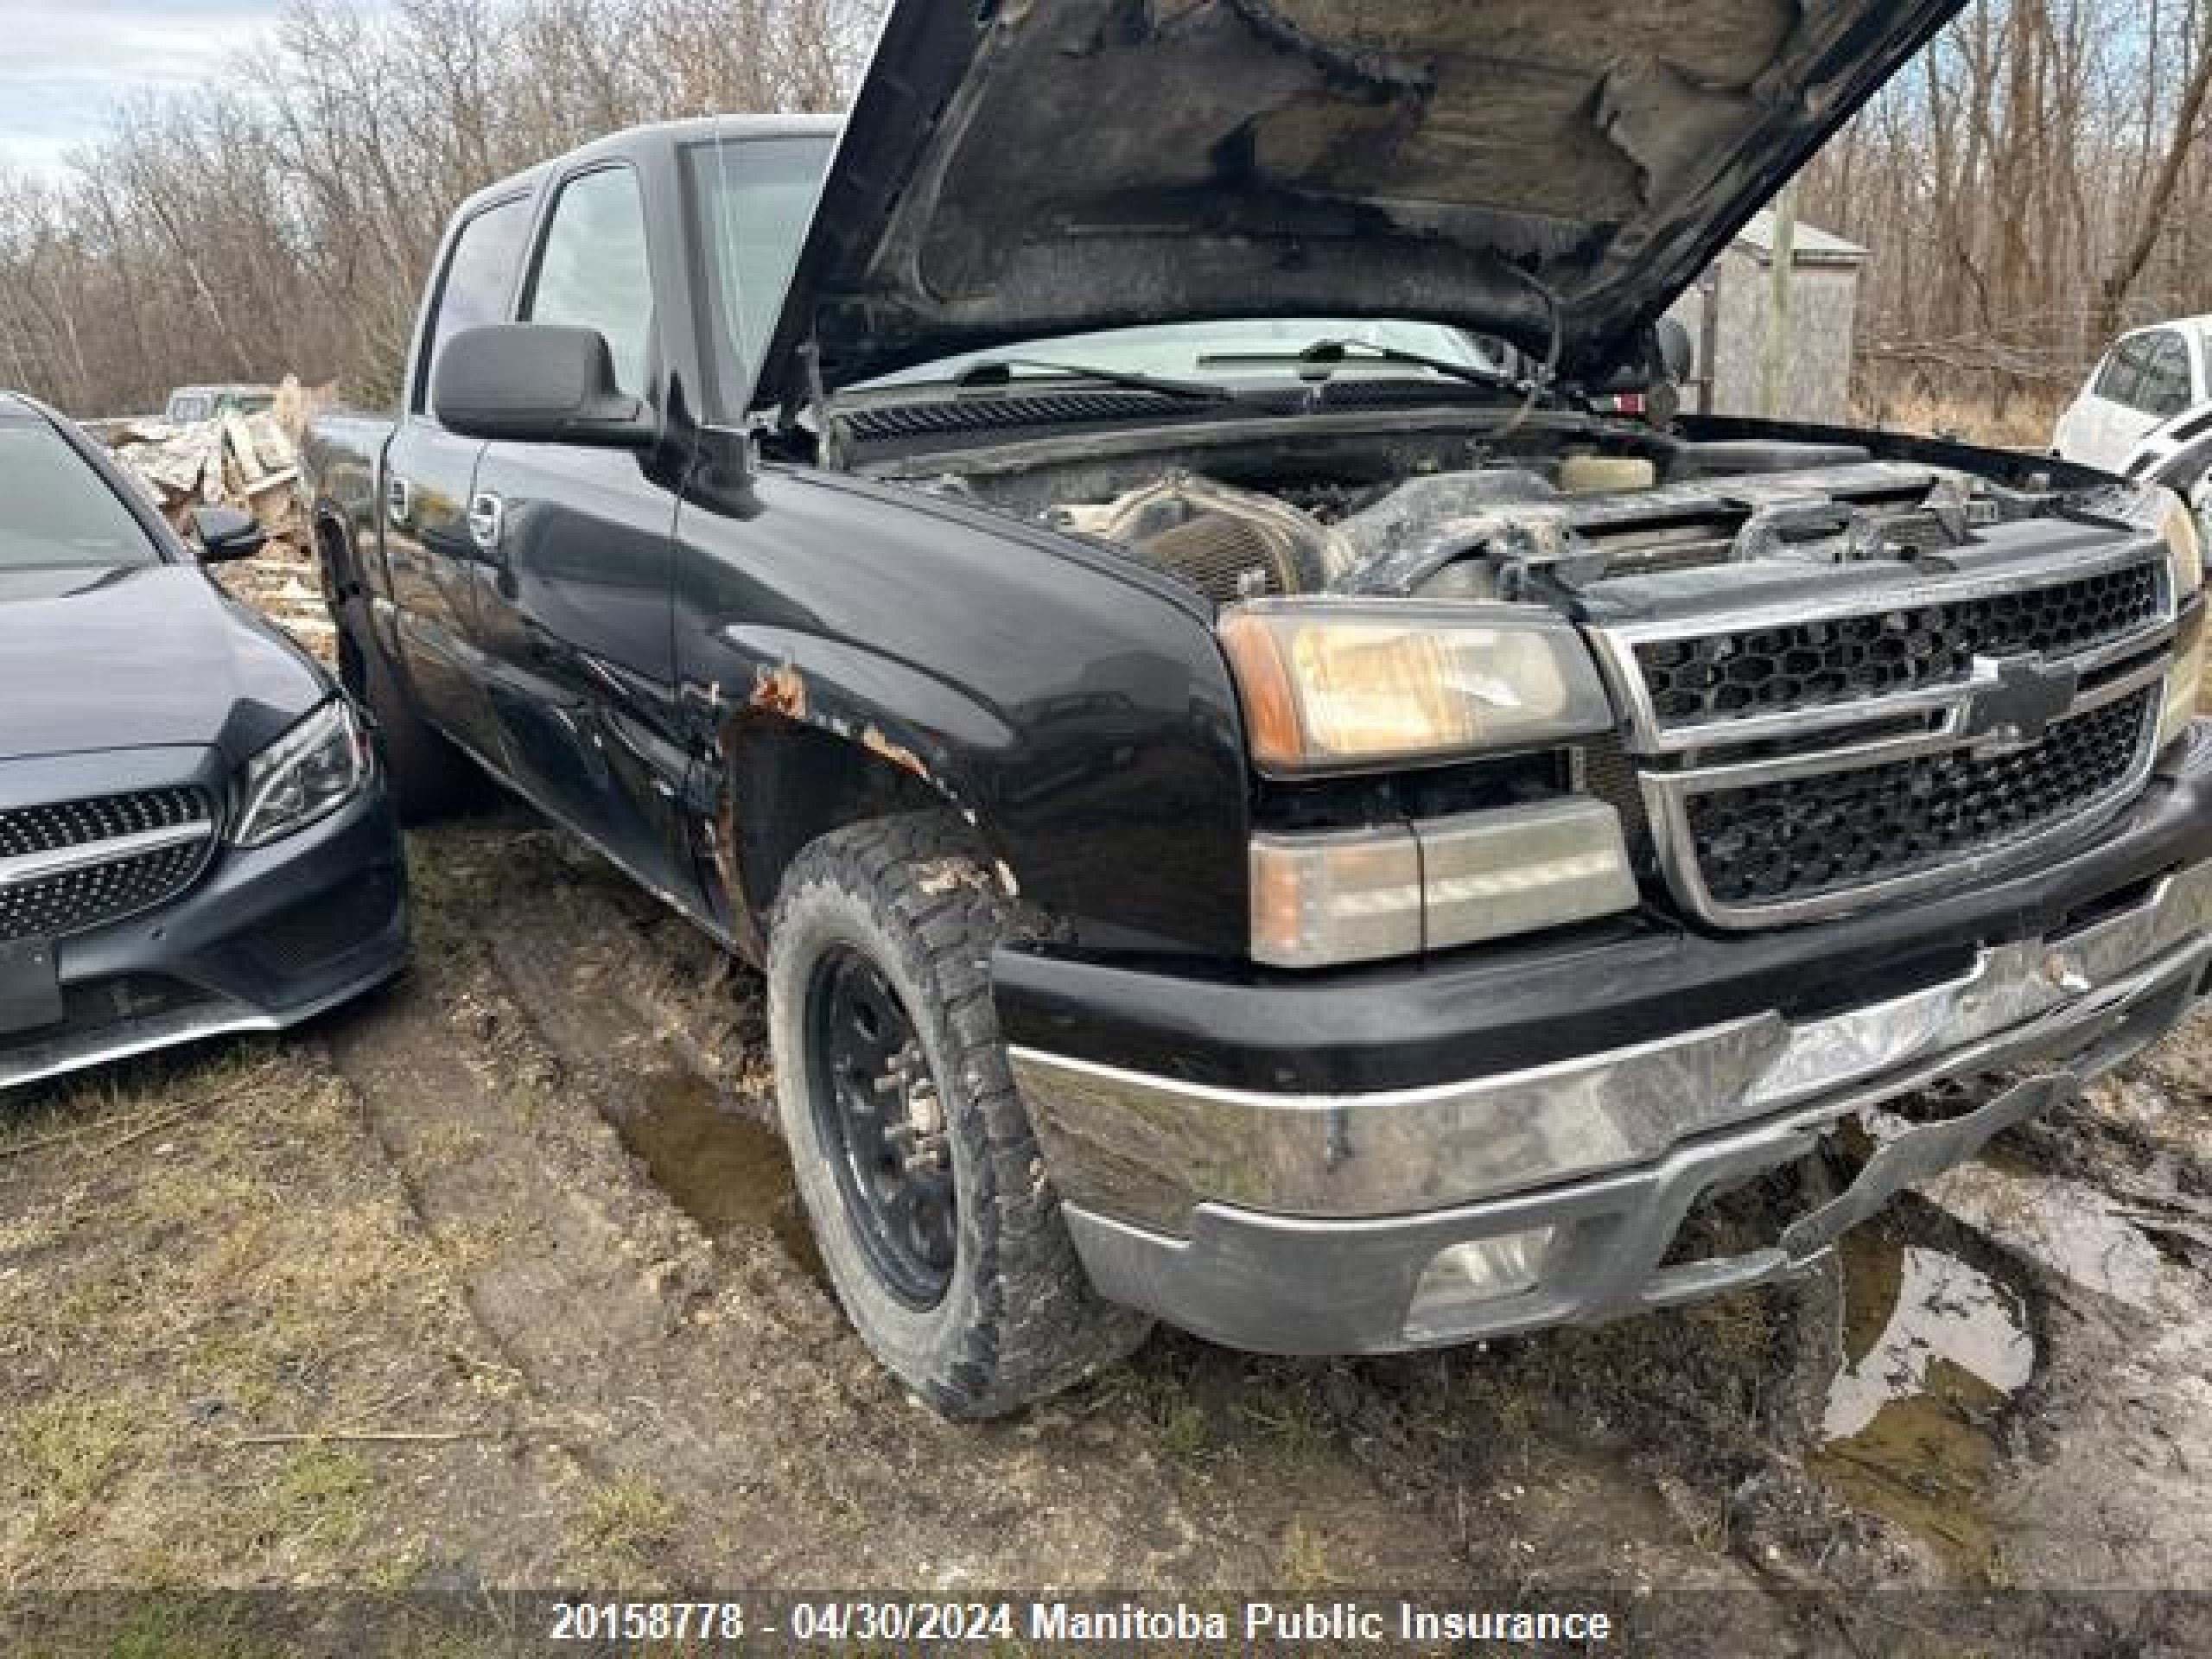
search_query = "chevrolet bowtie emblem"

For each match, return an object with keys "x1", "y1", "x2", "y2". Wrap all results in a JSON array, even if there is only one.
[{"x1": 1964, "y1": 656, "x2": 2079, "y2": 750}]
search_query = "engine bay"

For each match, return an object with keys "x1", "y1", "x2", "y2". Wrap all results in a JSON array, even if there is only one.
[{"x1": 856, "y1": 413, "x2": 2080, "y2": 614}]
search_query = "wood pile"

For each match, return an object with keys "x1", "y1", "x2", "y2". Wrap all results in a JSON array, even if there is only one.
[{"x1": 97, "y1": 378, "x2": 335, "y2": 661}]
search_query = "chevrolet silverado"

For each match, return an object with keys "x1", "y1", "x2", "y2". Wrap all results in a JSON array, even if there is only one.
[{"x1": 305, "y1": 0, "x2": 2212, "y2": 1417}]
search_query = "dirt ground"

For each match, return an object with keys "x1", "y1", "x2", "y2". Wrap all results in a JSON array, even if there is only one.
[{"x1": 4, "y1": 806, "x2": 2212, "y2": 1656}]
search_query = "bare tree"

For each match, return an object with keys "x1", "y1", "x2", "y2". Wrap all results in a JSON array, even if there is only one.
[
  {"x1": 0, "y1": 0, "x2": 876, "y2": 415},
  {"x1": 1805, "y1": 0, "x2": 2212, "y2": 426},
  {"x1": 11, "y1": 0, "x2": 2212, "y2": 436}
]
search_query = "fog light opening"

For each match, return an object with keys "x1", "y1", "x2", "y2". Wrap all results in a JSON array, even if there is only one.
[{"x1": 1402, "y1": 1225, "x2": 1557, "y2": 1341}]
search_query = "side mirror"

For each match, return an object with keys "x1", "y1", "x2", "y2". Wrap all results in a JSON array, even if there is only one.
[
  {"x1": 190, "y1": 505, "x2": 267, "y2": 563},
  {"x1": 1655, "y1": 315, "x2": 1695, "y2": 385},
  {"x1": 432, "y1": 324, "x2": 658, "y2": 448}
]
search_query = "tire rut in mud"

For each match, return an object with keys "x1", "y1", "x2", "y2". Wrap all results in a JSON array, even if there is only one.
[{"x1": 327, "y1": 813, "x2": 1471, "y2": 1593}]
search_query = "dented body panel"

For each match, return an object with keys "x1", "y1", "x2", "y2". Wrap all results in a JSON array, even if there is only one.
[{"x1": 671, "y1": 461, "x2": 1250, "y2": 957}]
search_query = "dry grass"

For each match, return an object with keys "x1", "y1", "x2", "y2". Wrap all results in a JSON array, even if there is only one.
[
  {"x1": 572, "y1": 1473, "x2": 679, "y2": 1580},
  {"x1": 10, "y1": 1399, "x2": 137, "y2": 1516},
  {"x1": 0, "y1": 1043, "x2": 543, "y2": 1591},
  {"x1": 1849, "y1": 387, "x2": 2068, "y2": 452}
]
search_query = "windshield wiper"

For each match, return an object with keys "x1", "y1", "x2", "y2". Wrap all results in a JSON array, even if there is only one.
[
  {"x1": 951, "y1": 358, "x2": 1235, "y2": 403},
  {"x1": 1199, "y1": 338, "x2": 1523, "y2": 392}
]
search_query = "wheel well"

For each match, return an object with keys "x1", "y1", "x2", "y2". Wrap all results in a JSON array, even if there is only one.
[
  {"x1": 314, "y1": 509, "x2": 360, "y2": 604},
  {"x1": 718, "y1": 716, "x2": 965, "y2": 955}
]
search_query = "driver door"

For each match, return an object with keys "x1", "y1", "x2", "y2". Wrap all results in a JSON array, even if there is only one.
[{"x1": 461, "y1": 164, "x2": 693, "y2": 901}]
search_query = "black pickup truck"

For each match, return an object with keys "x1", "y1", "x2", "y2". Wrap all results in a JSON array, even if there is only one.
[{"x1": 306, "y1": 0, "x2": 2212, "y2": 1417}]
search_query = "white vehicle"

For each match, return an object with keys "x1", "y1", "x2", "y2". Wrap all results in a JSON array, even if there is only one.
[
  {"x1": 2053, "y1": 316, "x2": 2212, "y2": 471},
  {"x1": 2119, "y1": 399, "x2": 2212, "y2": 516}
]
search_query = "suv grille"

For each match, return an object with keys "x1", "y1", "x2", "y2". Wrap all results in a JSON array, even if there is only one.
[
  {"x1": 0, "y1": 787, "x2": 217, "y2": 942},
  {"x1": 1682, "y1": 686, "x2": 2157, "y2": 907},
  {"x1": 1637, "y1": 561, "x2": 2164, "y2": 729}
]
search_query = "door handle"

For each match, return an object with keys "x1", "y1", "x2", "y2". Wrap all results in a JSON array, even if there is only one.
[
  {"x1": 467, "y1": 493, "x2": 505, "y2": 556},
  {"x1": 385, "y1": 473, "x2": 414, "y2": 527}
]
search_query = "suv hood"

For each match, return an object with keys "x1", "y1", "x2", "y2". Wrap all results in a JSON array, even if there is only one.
[{"x1": 760, "y1": 0, "x2": 1960, "y2": 404}]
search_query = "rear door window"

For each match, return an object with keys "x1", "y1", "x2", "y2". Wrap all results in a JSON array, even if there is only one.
[
  {"x1": 2135, "y1": 330, "x2": 2194, "y2": 418},
  {"x1": 2095, "y1": 334, "x2": 2154, "y2": 406},
  {"x1": 416, "y1": 196, "x2": 533, "y2": 414},
  {"x1": 524, "y1": 168, "x2": 656, "y2": 397}
]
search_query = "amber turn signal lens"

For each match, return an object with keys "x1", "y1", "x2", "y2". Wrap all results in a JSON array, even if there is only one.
[
  {"x1": 1249, "y1": 828, "x2": 1423, "y2": 968},
  {"x1": 1217, "y1": 610, "x2": 1305, "y2": 772}
]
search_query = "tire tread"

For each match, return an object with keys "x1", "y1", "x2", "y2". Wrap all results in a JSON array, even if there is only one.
[{"x1": 770, "y1": 812, "x2": 1149, "y2": 1418}]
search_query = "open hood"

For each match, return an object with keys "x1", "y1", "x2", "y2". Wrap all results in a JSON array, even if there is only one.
[{"x1": 759, "y1": 0, "x2": 1961, "y2": 405}]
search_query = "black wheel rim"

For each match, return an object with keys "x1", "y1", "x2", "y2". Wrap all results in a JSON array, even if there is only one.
[{"x1": 804, "y1": 945, "x2": 957, "y2": 1309}]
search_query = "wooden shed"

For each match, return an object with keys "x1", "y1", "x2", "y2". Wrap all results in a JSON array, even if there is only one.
[{"x1": 1663, "y1": 209, "x2": 1867, "y2": 424}]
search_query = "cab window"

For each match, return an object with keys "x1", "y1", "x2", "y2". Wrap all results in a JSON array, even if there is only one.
[
  {"x1": 2095, "y1": 334, "x2": 2154, "y2": 405},
  {"x1": 525, "y1": 168, "x2": 656, "y2": 397},
  {"x1": 2135, "y1": 330, "x2": 2194, "y2": 418},
  {"x1": 416, "y1": 196, "x2": 532, "y2": 413}
]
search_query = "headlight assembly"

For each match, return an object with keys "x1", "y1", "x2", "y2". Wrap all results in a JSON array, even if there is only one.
[
  {"x1": 230, "y1": 699, "x2": 372, "y2": 847},
  {"x1": 1217, "y1": 601, "x2": 1614, "y2": 776}
]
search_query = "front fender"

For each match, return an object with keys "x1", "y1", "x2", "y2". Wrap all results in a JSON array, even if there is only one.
[
  {"x1": 709, "y1": 623, "x2": 1018, "y2": 818},
  {"x1": 675, "y1": 467, "x2": 1252, "y2": 960},
  {"x1": 698, "y1": 625, "x2": 1020, "y2": 956}
]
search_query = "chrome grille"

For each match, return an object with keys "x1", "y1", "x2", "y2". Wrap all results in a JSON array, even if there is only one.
[
  {"x1": 1683, "y1": 686, "x2": 2157, "y2": 908},
  {"x1": 1590, "y1": 543, "x2": 2179, "y2": 928},
  {"x1": 0, "y1": 786, "x2": 205, "y2": 857},
  {"x1": 1636, "y1": 561, "x2": 2163, "y2": 729},
  {"x1": 0, "y1": 787, "x2": 217, "y2": 942}
]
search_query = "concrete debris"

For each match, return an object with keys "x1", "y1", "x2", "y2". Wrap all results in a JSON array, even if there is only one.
[
  {"x1": 103, "y1": 410, "x2": 302, "y2": 533},
  {"x1": 95, "y1": 374, "x2": 334, "y2": 661}
]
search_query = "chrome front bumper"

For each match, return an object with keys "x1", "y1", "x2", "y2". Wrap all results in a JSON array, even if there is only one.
[{"x1": 1010, "y1": 860, "x2": 2212, "y2": 1354}]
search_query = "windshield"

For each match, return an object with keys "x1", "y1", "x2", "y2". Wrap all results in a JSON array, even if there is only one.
[
  {"x1": 687, "y1": 132, "x2": 1516, "y2": 413},
  {"x1": 0, "y1": 423, "x2": 160, "y2": 571},
  {"x1": 868, "y1": 319, "x2": 1514, "y2": 390},
  {"x1": 690, "y1": 135, "x2": 837, "y2": 400}
]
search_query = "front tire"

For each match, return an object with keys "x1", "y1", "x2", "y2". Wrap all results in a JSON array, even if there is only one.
[{"x1": 766, "y1": 814, "x2": 1150, "y2": 1418}]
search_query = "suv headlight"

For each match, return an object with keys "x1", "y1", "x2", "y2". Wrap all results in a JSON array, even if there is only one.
[
  {"x1": 1217, "y1": 601, "x2": 1614, "y2": 775},
  {"x1": 230, "y1": 700, "x2": 372, "y2": 847}
]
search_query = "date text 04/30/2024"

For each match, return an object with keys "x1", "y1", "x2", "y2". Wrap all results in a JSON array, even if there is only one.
[{"x1": 546, "y1": 1599, "x2": 1618, "y2": 1645}]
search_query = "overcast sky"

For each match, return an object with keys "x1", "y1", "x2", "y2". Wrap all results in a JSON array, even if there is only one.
[{"x1": 3, "y1": 1, "x2": 319, "y2": 176}]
